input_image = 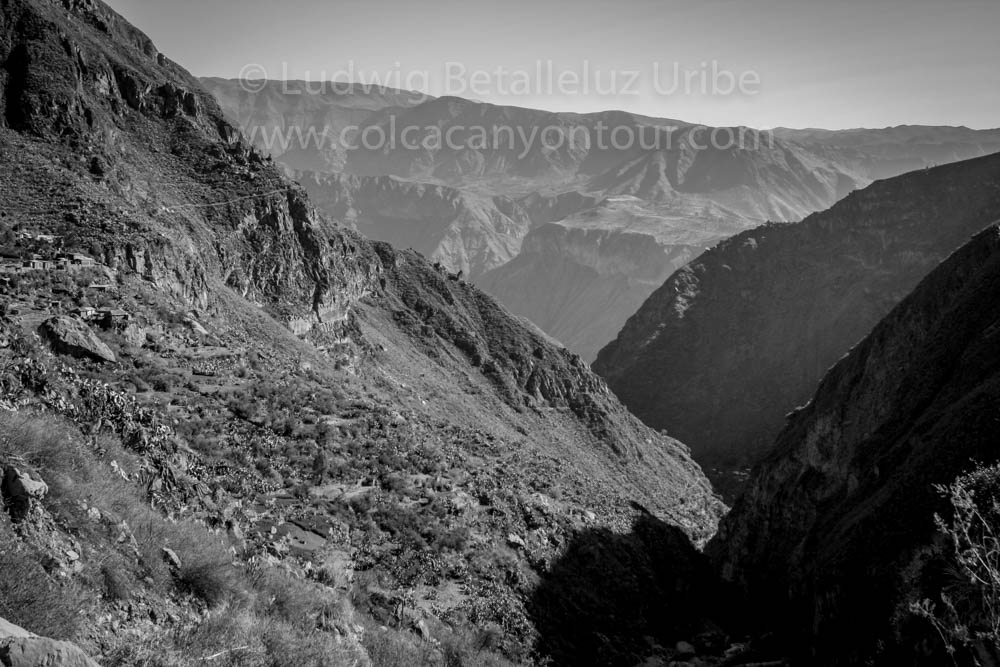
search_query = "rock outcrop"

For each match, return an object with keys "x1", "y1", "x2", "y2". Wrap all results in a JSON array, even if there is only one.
[
  {"x1": 1, "y1": 466, "x2": 48, "y2": 522},
  {"x1": 708, "y1": 222, "x2": 1000, "y2": 664},
  {"x1": 595, "y1": 153, "x2": 1000, "y2": 474},
  {"x1": 0, "y1": 617, "x2": 99, "y2": 667},
  {"x1": 39, "y1": 317, "x2": 116, "y2": 363}
]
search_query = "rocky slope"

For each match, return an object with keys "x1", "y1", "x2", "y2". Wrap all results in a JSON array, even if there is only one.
[
  {"x1": 0, "y1": 0, "x2": 722, "y2": 664},
  {"x1": 594, "y1": 153, "x2": 1000, "y2": 476},
  {"x1": 708, "y1": 221, "x2": 1000, "y2": 664}
]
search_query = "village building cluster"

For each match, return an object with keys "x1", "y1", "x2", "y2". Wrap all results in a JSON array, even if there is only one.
[
  {"x1": 0, "y1": 230, "x2": 133, "y2": 329},
  {"x1": 0, "y1": 252, "x2": 99, "y2": 274}
]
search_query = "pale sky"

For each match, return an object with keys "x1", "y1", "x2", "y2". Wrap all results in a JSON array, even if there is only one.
[{"x1": 103, "y1": 0, "x2": 1000, "y2": 130}]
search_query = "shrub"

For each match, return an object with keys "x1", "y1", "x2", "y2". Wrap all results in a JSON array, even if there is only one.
[
  {"x1": 361, "y1": 624, "x2": 440, "y2": 667},
  {"x1": 101, "y1": 564, "x2": 133, "y2": 603},
  {"x1": 911, "y1": 463, "x2": 1000, "y2": 664},
  {"x1": 103, "y1": 568, "x2": 362, "y2": 667},
  {"x1": 176, "y1": 561, "x2": 236, "y2": 607}
]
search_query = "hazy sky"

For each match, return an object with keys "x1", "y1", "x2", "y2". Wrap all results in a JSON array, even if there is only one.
[{"x1": 103, "y1": 0, "x2": 999, "y2": 130}]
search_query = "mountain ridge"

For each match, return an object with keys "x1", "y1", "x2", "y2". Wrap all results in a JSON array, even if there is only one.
[
  {"x1": 594, "y1": 152, "x2": 1000, "y2": 475},
  {"x1": 708, "y1": 219, "x2": 1000, "y2": 663}
]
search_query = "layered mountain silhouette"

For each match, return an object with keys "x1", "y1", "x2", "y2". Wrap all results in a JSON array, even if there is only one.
[
  {"x1": 594, "y1": 153, "x2": 1000, "y2": 475},
  {"x1": 709, "y1": 219, "x2": 1000, "y2": 664}
]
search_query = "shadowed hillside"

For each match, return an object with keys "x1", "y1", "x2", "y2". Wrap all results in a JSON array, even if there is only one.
[
  {"x1": 709, "y1": 221, "x2": 1000, "y2": 664},
  {"x1": 595, "y1": 153, "x2": 1000, "y2": 479}
]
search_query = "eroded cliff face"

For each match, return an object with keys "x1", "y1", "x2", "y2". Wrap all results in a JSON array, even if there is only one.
[
  {"x1": 0, "y1": 0, "x2": 389, "y2": 338},
  {"x1": 479, "y1": 195, "x2": 757, "y2": 361},
  {"x1": 521, "y1": 223, "x2": 692, "y2": 284},
  {"x1": 594, "y1": 153, "x2": 1000, "y2": 473},
  {"x1": 707, "y1": 222, "x2": 1000, "y2": 664},
  {"x1": 478, "y1": 221, "x2": 703, "y2": 362},
  {"x1": 296, "y1": 171, "x2": 533, "y2": 277}
]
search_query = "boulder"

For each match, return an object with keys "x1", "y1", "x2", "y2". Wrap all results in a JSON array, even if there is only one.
[
  {"x1": 39, "y1": 317, "x2": 116, "y2": 363},
  {"x1": 122, "y1": 323, "x2": 146, "y2": 347},
  {"x1": 0, "y1": 616, "x2": 100, "y2": 667},
  {"x1": 414, "y1": 618, "x2": 431, "y2": 641},
  {"x1": 1, "y1": 467, "x2": 48, "y2": 522}
]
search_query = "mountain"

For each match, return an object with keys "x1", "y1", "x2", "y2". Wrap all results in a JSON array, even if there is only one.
[
  {"x1": 339, "y1": 97, "x2": 874, "y2": 224},
  {"x1": 594, "y1": 153, "x2": 1000, "y2": 477},
  {"x1": 708, "y1": 221, "x2": 1000, "y2": 664},
  {"x1": 0, "y1": 0, "x2": 721, "y2": 663}
]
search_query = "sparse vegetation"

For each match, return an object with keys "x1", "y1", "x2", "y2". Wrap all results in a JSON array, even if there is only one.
[{"x1": 911, "y1": 464, "x2": 1000, "y2": 665}]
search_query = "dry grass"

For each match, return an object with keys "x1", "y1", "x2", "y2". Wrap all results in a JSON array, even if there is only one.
[
  {"x1": 0, "y1": 513, "x2": 91, "y2": 639},
  {"x1": 0, "y1": 411, "x2": 365, "y2": 665},
  {"x1": 0, "y1": 412, "x2": 239, "y2": 602},
  {"x1": 103, "y1": 574, "x2": 367, "y2": 667}
]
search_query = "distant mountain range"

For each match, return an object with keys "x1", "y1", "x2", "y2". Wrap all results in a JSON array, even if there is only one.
[
  {"x1": 773, "y1": 125, "x2": 1000, "y2": 178},
  {"x1": 205, "y1": 79, "x2": 1000, "y2": 361}
]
